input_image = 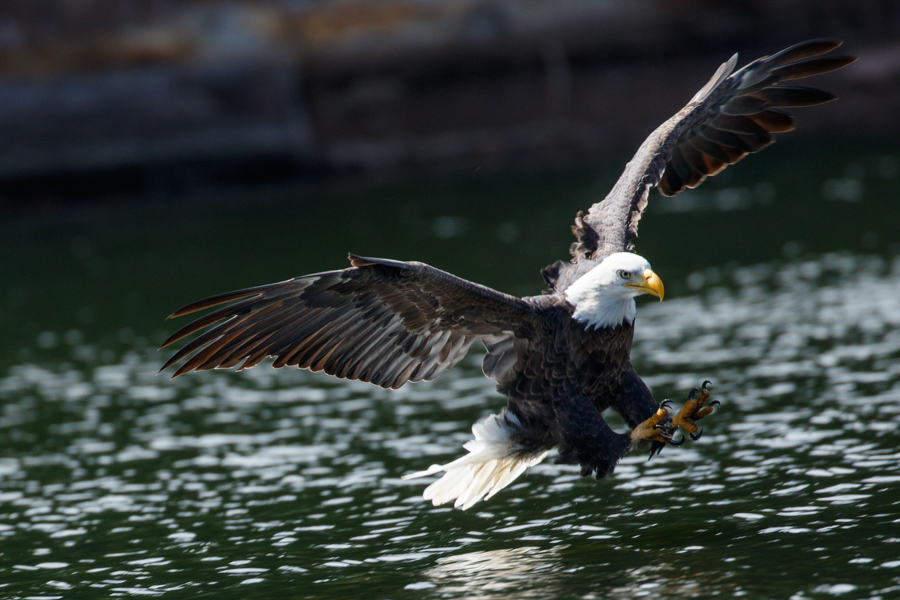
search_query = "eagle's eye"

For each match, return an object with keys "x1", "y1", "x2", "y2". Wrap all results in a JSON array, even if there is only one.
[{"x1": 617, "y1": 270, "x2": 631, "y2": 280}]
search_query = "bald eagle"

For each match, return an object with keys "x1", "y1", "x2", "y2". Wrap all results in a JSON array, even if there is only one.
[{"x1": 161, "y1": 40, "x2": 855, "y2": 509}]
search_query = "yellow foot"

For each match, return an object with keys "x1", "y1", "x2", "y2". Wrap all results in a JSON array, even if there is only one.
[
  {"x1": 671, "y1": 381, "x2": 719, "y2": 441},
  {"x1": 630, "y1": 404, "x2": 675, "y2": 445}
]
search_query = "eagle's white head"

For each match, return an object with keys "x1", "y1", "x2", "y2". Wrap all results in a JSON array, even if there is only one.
[{"x1": 564, "y1": 252, "x2": 664, "y2": 330}]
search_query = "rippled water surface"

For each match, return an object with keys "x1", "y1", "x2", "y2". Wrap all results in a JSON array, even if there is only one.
[{"x1": 2, "y1": 139, "x2": 900, "y2": 598}]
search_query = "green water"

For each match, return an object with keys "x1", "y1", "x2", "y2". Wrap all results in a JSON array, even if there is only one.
[{"x1": 2, "y1": 137, "x2": 900, "y2": 599}]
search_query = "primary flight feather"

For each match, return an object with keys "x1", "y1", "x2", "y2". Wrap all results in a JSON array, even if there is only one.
[{"x1": 161, "y1": 40, "x2": 855, "y2": 509}]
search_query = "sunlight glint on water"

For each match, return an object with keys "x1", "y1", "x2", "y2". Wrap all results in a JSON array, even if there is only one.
[{"x1": 2, "y1": 252, "x2": 900, "y2": 598}]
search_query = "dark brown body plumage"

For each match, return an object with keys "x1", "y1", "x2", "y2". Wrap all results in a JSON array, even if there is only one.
[{"x1": 499, "y1": 296, "x2": 652, "y2": 478}]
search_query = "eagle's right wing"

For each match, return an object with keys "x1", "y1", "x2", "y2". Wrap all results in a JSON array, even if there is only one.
[
  {"x1": 160, "y1": 254, "x2": 536, "y2": 389},
  {"x1": 544, "y1": 39, "x2": 856, "y2": 291}
]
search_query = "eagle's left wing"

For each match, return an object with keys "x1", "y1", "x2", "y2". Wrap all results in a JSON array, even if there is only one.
[{"x1": 543, "y1": 39, "x2": 855, "y2": 291}]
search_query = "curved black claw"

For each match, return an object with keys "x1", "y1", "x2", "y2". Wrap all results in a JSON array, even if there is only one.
[
  {"x1": 688, "y1": 387, "x2": 700, "y2": 400},
  {"x1": 710, "y1": 400, "x2": 721, "y2": 408},
  {"x1": 652, "y1": 423, "x2": 672, "y2": 441},
  {"x1": 669, "y1": 434, "x2": 686, "y2": 446},
  {"x1": 701, "y1": 380, "x2": 713, "y2": 391},
  {"x1": 659, "y1": 399, "x2": 673, "y2": 410},
  {"x1": 690, "y1": 428, "x2": 704, "y2": 441}
]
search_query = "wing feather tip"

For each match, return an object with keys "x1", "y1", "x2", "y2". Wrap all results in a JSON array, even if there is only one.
[
  {"x1": 168, "y1": 308, "x2": 192, "y2": 319},
  {"x1": 158, "y1": 334, "x2": 182, "y2": 350}
]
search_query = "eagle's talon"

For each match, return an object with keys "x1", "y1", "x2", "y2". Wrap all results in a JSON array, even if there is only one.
[
  {"x1": 669, "y1": 434, "x2": 685, "y2": 446},
  {"x1": 651, "y1": 423, "x2": 671, "y2": 438},
  {"x1": 671, "y1": 382, "x2": 717, "y2": 441},
  {"x1": 631, "y1": 408, "x2": 673, "y2": 446}
]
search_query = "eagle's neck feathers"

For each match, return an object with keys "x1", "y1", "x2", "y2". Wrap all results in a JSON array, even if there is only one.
[{"x1": 567, "y1": 288, "x2": 637, "y2": 330}]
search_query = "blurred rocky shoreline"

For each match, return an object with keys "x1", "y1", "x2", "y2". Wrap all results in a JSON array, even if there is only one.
[{"x1": 0, "y1": 0, "x2": 898, "y2": 202}]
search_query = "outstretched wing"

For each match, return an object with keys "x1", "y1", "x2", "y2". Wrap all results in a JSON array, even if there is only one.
[
  {"x1": 160, "y1": 254, "x2": 535, "y2": 389},
  {"x1": 543, "y1": 39, "x2": 856, "y2": 291}
]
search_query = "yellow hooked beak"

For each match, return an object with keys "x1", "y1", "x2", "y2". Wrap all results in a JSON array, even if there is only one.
[{"x1": 624, "y1": 269, "x2": 665, "y2": 301}]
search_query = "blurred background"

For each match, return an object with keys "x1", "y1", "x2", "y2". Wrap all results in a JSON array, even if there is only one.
[
  {"x1": 0, "y1": 0, "x2": 897, "y2": 201},
  {"x1": 3, "y1": 2, "x2": 900, "y2": 599}
]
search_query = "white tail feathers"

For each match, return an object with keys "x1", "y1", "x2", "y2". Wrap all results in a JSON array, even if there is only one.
[{"x1": 402, "y1": 411, "x2": 549, "y2": 510}]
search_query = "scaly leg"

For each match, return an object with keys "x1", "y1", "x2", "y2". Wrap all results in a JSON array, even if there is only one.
[
  {"x1": 670, "y1": 381, "x2": 719, "y2": 441},
  {"x1": 630, "y1": 400, "x2": 678, "y2": 448}
]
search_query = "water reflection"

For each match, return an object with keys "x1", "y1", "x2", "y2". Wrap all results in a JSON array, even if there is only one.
[{"x1": 423, "y1": 546, "x2": 562, "y2": 598}]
